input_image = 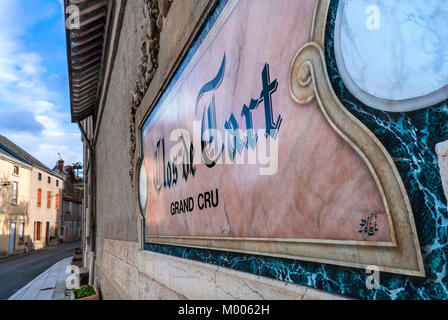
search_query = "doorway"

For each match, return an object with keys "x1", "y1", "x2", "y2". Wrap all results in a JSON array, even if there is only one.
[
  {"x1": 9, "y1": 221, "x2": 16, "y2": 254},
  {"x1": 54, "y1": 222, "x2": 58, "y2": 239},
  {"x1": 45, "y1": 222, "x2": 50, "y2": 245}
]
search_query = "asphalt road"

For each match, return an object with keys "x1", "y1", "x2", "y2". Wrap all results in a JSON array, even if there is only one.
[{"x1": 0, "y1": 241, "x2": 80, "y2": 300}]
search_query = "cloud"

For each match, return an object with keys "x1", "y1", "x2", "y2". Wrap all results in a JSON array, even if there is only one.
[
  {"x1": 0, "y1": 0, "x2": 82, "y2": 168},
  {"x1": 6, "y1": 131, "x2": 82, "y2": 169},
  {"x1": 0, "y1": 109, "x2": 44, "y2": 134}
]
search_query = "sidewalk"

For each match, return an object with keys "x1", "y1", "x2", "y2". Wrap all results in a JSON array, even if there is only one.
[{"x1": 8, "y1": 257, "x2": 72, "y2": 300}]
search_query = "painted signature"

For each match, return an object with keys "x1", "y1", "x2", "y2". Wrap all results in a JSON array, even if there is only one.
[{"x1": 359, "y1": 213, "x2": 379, "y2": 236}]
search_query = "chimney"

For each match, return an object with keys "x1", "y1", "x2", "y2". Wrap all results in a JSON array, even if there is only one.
[{"x1": 57, "y1": 159, "x2": 64, "y2": 173}]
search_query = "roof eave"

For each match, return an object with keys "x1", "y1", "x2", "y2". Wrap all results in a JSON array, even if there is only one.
[{"x1": 65, "y1": 0, "x2": 109, "y2": 123}]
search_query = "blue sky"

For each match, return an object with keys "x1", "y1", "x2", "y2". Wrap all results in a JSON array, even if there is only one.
[{"x1": 0, "y1": 0, "x2": 81, "y2": 168}]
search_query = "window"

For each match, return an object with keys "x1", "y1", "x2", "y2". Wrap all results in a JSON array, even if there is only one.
[
  {"x1": 34, "y1": 222, "x2": 42, "y2": 241},
  {"x1": 11, "y1": 182, "x2": 18, "y2": 205},
  {"x1": 47, "y1": 191, "x2": 51, "y2": 208},
  {"x1": 48, "y1": 176, "x2": 51, "y2": 184},
  {"x1": 55, "y1": 194, "x2": 60, "y2": 210},
  {"x1": 38, "y1": 173, "x2": 42, "y2": 181},
  {"x1": 18, "y1": 221, "x2": 25, "y2": 244},
  {"x1": 56, "y1": 180, "x2": 59, "y2": 187},
  {"x1": 13, "y1": 166, "x2": 19, "y2": 175},
  {"x1": 69, "y1": 202, "x2": 73, "y2": 213},
  {"x1": 37, "y1": 188, "x2": 42, "y2": 207}
]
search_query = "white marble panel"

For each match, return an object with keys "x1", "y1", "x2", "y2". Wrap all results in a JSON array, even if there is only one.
[{"x1": 335, "y1": 0, "x2": 448, "y2": 111}]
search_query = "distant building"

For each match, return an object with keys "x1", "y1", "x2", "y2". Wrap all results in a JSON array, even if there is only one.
[
  {"x1": 53, "y1": 159, "x2": 83, "y2": 243},
  {"x1": 61, "y1": 181, "x2": 82, "y2": 242},
  {"x1": 0, "y1": 136, "x2": 64, "y2": 252},
  {"x1": 0, "y1": 144, "x2": 31, "y2": 257}
]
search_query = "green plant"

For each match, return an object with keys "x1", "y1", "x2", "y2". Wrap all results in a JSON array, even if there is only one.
[{"x1": 74, "y1": 285, "x2": 96, "y2": 299}]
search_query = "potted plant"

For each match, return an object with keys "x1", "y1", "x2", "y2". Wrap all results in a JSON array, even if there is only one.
[{"x1": 74, "y1": 285, "x2": 99, "y2": 300}]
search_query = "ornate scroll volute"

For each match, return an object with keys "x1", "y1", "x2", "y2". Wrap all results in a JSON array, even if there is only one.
[{"x1": 289, "y1": 45, "x2": 316, "y2": 105}]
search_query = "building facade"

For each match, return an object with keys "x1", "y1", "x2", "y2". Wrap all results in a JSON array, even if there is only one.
[
  {"x1": 0, "y1": 146, "x2": 31, "y2": 257},
  {"x1": 0, "y1": 136, "x2": 63, "y2": 251},
  {"x1": 28, "y1": 167, "x2": 63, "y2": 249},
  {"x1": 66, "y1": 0, "x2": 448, "y2": 300}
]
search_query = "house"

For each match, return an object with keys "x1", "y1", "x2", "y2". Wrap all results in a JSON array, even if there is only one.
[
  {"x1": 0, "y1": 136, "x2": 64, "y2": 251},
  {"x1": 61, "y1": 180, "x2": 82, "y2": 242},
  {"x1": 0, "y1": 144, "x2": 32, "y2": 257}
]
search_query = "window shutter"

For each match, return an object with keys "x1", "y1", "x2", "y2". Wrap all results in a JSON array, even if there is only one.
[
  {"x1": 47, "y1": 191, "x2": 51, "y2": 208},
  {"x1": 56, "y1": 194, "x2": 60, "y2": 210},
  {"x1": 37, "y1": 189, "x2": 42, "y2": 207}
]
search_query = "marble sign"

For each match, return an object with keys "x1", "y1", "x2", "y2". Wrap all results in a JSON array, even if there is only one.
[{"x1": 139, "y1": 0, "x2": 424, "y2": 276}]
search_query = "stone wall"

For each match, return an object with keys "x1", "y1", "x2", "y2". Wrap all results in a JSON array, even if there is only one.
[
  {"x1": 95, "y1": 0, "x2": 144, "y2": 244},
  {"x1": 96, "y1": 238, "x2": 343, "y2": 300},
  {"x1": 93, "y1": 0, "x2": 344, "y2": 300}
]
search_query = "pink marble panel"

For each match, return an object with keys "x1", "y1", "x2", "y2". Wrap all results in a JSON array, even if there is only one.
[{"x1": 142, "y1": 0, "x2": 393, "y2": 242}]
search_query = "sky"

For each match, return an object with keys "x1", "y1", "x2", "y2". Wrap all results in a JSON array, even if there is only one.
[{"x1": 0, "y1": 0, "x2": 82, "y2": 169}]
